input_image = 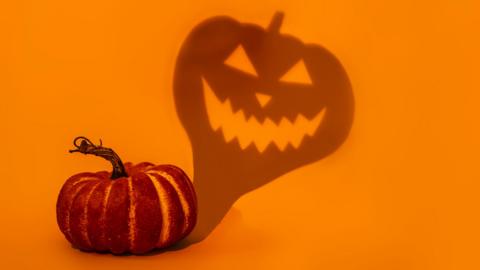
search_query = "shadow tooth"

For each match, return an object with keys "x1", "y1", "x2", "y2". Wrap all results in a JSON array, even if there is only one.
[
  {"x1": 271, "y1": 115, "x2": 282, "y2": 125},
  {"x1": 252, "y1": 116, "x2": 272, "y2": 152},
  {"x1": 220, "y1": 99, "x2": 237, "y2": 142},
  {"x1": 231, "y1": 102, "x2": 241, "y2": 114},
  {"x1": 236, "y1": 109, "x2": 254, "y2": 150},
  {"x1": 285, "y1": 114, "x2": 295, "y2": 123},
  {"x1": 245, "y1": 111, "x2": 255, "y2": 122},
  {"x1": 254, "y1": 115, "x2": 262, "y2": 124},
  {"x1": 282, "y1": 116, "x2": 293, "y2": 126},
  {"x1": 203, "y1": 77, "x2": 224, "y2": 131},
  {"x1": 306, "y1": 108, "x2": 326, "y2": 136}
]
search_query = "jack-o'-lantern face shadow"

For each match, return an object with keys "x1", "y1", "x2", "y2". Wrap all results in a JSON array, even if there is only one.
[{"x1": 173, "y1": 12, "x2": 354, "y2": 243}]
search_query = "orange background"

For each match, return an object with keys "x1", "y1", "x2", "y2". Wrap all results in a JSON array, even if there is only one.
[{"x1": 1, "y1": 0, "x2": 479, "y2": 269}]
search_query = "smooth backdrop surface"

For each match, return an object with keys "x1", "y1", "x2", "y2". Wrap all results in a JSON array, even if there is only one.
[{"x1": 1, "y1": 1, "x2": 479, "y2": 269}]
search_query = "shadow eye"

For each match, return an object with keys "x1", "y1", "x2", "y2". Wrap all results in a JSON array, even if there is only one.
[
  {"x1": 224, "y1": 45, "x2": 258, "y2": 76},
  {"x1": 279, "y1": 59, "x2": 312, "y2": 85}
]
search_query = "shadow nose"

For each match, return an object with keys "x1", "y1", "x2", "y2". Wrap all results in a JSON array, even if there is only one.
[{"x1": 255, "y1": 93, "x2": 272, "y2": 107}]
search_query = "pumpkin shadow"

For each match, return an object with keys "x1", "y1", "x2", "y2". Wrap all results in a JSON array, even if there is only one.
[
  {"x1": 173, "y1": 12, "x2": 354, "y2": 243},
  {"x1": 72, "y1": 240, "x2": 193, "y2": 256}
]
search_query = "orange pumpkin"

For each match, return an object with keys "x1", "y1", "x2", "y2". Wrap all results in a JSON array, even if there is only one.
[{"x1": 56, "y1": 137, "x2": 197, "y2": 254}]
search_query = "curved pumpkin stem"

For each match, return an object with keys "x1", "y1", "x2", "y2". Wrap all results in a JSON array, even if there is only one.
[{"x1": 69, "y1": 136, "x2": 128, "y2": 179}]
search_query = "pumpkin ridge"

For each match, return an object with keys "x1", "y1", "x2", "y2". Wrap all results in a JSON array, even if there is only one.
[
  {"x1": 68, "y1": 181, "x2": 101, "y2": 249},
  {"x1": 146, "y1": 173, "x2": 171, "y2": 246},
  {"x1": 170, "y1": 165, "x2": 197, "y2": 215},
  {"x1": 85, "y1": 180, "x2": 111, "y2": 251},
  {"x1": 127, "y1": 177, "x2": 136, "y2": 252},
  {"x1": 105, "y1": 178, "x2": 130, "y2": 254},
  {"x1": 99, "y1": 182, "x2": 112, "y2": 248},
  {"x1": 81, "y1": 181, "x2": 101, "y2": 249},
  {"x1": 57, "y1": 176, "x2": 92, "y2": 238},
  {"x1": 65, "y1": 180, "x2": 94, "y2": 242},
  {"x1": 72, "y1": 177, "x2": 96, "y2": 186},
  {"x1": 165, "y1": 165, "x2": 196, "y2": 196},
  {"x1": 156, "y1": 165, "x2": 196, "y2": 206},
  {"x1": 150, "y1": 170, "x2": 190, "y2": 235},
  {"x1": 155, "y1": 173, "x2": 186, "y2": 246},
  {"x1": 129, "y1": 173, "x2": 162, "y2": 253}
]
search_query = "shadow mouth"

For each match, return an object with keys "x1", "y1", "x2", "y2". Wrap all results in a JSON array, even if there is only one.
[{"x1": 202, "y1": 76, "x2": 327, "y2": 153}]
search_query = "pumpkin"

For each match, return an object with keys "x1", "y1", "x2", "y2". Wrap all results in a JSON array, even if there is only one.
[
  {"x1": 56, "y1": 137, "x2": 197, "y2": 254},
  {"x1": 174, "y1": 12, "x2": 353, "y2": 239}
]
